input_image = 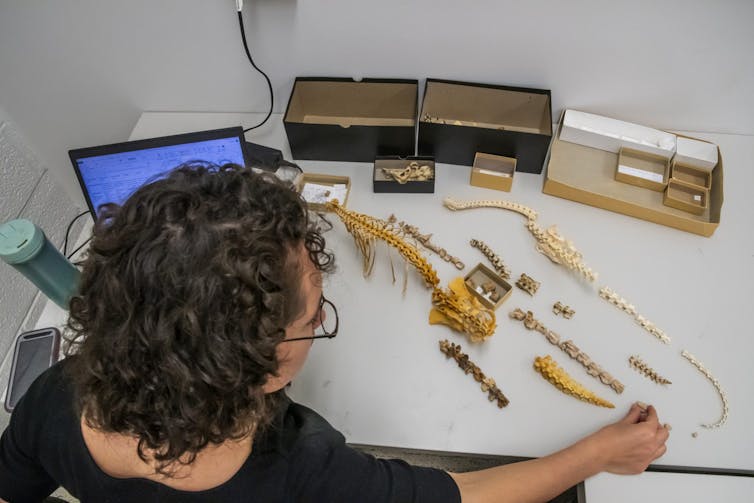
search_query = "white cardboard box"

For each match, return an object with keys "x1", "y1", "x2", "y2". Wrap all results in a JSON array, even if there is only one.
[
  {"x1": 675, "y1": 137, "x2": 718, "y2": 172},
  {"x1": 559, "y1": 110, "x2": 677, "y2": 159}
]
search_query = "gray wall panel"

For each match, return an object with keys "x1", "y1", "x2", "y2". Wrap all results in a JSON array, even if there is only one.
[
  {"x1": 0, "y1": 121, "x2": 44, "y2": 220},
  {"x1": 0, "y1": 115, "x2": 81, "y2": 379},
  {"x1": 0, "y1": 120, "x2": 48, "y2": 365}
]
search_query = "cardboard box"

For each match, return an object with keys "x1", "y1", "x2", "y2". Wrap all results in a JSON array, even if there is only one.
[
  {"x1": 464, "y1": 263, "x2": 513, "y2": 310},
  {"x1": 559, "y1": 110, "x2": 677, "y2": 159},
  {"x1": 373, "y1": 156, "x2": 435, "y2": 194},
  {"x1": 470, "y1": 152, "x2": 516, "y2": 192},
  {"x1": 615, "y1": 148, "x2": 669, "y2": 192},
  {"x1": 675, "y1": 137, "x2": 718, "y2": 172},
  {"x1": 417, "y1": 79, "x2": 552, "y2": 174},
  {"x1": 670, "y1": 160, "x2": 712, "y2": 190},
  {"x1": 284, "y1": 77, "x2": 418, "y2": 162},
  {"x1": 663, "y1": 179, "x2": 708, "y2": 215},
  {"x1": 296, "y1": 173, "x2": 351, "y2": 212},
  {"x1": 543, "y1": 113, "x2": 723, "y2": 237}
]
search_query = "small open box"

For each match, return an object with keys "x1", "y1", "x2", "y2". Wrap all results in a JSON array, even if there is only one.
[
  {"x1": 373, "y1": 156, "x2": 435, "y2": 194},
  {"x1": 464, "y1": 263, "x2": 513, "y2": 310},
  {"x1": 671, "y1": 159, "x2": 712, "y2": 190},
  {"x1": 663, "y1": 179, "x2": 708, "y2": 215},
  {"x1": 615, "y1": 147, "x2": 669, "y2": 192},
  {"x1": 296, "y1": 173, "x2": 351, "y2": 212},
  {"x1": 470, "y1": 152, "x2": 516, "y2": 192}
]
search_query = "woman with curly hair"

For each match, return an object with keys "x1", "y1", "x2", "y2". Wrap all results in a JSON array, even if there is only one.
[{"x1": 0, "y1": 163, "x2": 668, "y2": 503}]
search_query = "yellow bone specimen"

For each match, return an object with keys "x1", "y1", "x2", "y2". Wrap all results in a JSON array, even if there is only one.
[
  {"x1": 327, "y1": 200, "x2": 495, "y2": 341},
  {"x1": 533, "y1": 355, "x2": 615, "y2": 408}
]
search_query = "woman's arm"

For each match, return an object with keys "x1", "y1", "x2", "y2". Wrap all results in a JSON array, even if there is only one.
[{"x1": 450, "y1": 403, "x2": 669, "y2": 503}]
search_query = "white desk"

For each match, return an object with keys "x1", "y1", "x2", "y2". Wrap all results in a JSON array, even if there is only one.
[
  {"x1": 127, "y1": 112, "x2": 754, "y2": 473},
  {"x1": 38, "y1": 112, "x2": 754, "y2": 489},
  {"x1": 585, "y1": 471, "x2": 754, "y2": 502}
]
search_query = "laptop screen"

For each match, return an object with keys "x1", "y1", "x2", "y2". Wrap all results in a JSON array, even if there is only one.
[{"x1": 70, "y1": 127, "x2": 249, "y2": 217}]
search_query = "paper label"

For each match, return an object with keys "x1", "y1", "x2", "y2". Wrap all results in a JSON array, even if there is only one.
[
  {"x1": 477, "y1": 168, "x2": 512, "y2": 178},
  {"x1": 618, "y1": 165, "x2": 664, "y2": 184},
  {"x1": 301, "y1": 183, "x2": 348, "y2": 204}
]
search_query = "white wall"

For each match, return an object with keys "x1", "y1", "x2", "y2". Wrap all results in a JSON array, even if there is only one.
[{"x1": 1, "y1": 0, "x2": 752, "y2": 202}]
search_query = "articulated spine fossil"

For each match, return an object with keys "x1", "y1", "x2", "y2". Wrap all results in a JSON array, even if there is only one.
[
  {"x1": 429, "y1": 277, "x2": 497, "y2": 341},
  {"x1": 439, "y1": 339, "x2": 509, "y2": 408},
  {"x1": 327, "y1": 201, "x2": 495, "y2": 342},
  {"x1": 469, "y1": 239, "x2": 510, "y2": 279},
  {"x1": 388, "y1": 215, "x2": 464, "y2": 270},
  {"x1": 515, "y1": 273, "x2": 540, "y2": 296},
  {"x1": 553, "y1": 301, "x2": 575, "y2": 319},
  {"x1": 629, "y1": 355, "x2": 672, "y2": 385},
  {"x1": 533, "y1": 355, "x2": 615, "y2": 408},
  {"x1": 598, "y1": 287, "x2": 671, "y2": 344},
  {"x1": 510, "y1": 308, "x2": 624, "y2": 394},
  {"x1": 681, "y1": 350, "x2": 728, "y2": 429},
  {"x1": 443, "y1": 197, "x2": 598, "y2": 282}
]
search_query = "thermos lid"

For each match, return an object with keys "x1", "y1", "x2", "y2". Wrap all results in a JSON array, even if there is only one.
[{"x1": 0, "y1": 219, "x2": 45, "y2": 265}]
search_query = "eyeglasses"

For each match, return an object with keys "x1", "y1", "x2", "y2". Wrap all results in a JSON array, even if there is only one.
[{"x1": 284, "y1": 294, "x2": 339, "y2": 342}]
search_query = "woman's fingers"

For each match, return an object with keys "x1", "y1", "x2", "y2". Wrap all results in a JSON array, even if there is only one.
[
  {"x1": 644, "y1": 405, "x2": 660, "y2": 426},
  {"x1": 657, "y1": 423, "x2": 671, "y2": 442},
  {"x1": 621, "y1": 403, "x2": 643, "y2": 424},
  {"x1": 652, "y1": 444, "x2": 667, "y2": 461}
]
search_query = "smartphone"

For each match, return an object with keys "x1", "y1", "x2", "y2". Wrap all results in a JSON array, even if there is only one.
[{"x1": 4, "y1": 327, "x2": 61, "y2": 413}]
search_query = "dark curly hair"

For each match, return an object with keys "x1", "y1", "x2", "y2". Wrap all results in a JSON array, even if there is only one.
[{"x1": 65, "y1": 162, "x2": 333, "y2": 473}]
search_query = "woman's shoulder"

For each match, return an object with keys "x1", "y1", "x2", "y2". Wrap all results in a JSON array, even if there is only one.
[
  {"x1": 9, "y1": 358, "x2": 78, "y2": 438},
  {"x1": 259, "y1": 396, "x2": 346, "y2": 457},
  {"x1": 14, "y1": 357, "x2": 74, "y2": 409}
]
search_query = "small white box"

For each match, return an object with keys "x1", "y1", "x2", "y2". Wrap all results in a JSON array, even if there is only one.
[
  {"x1": 559, "y1": 110, "x2": 677, "y2": 159},
  {"x1": 674, "y1": 137, "x2": 718, "y2": 172}
]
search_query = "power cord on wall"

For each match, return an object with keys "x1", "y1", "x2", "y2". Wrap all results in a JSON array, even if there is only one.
[
  {"x1": 237, "y1": 0, "x2": 274, "y2": 132},
  {"x1": 63, "y1": 2, "x2": 274, "y2": 262},
  {"x1": 67, "y1": 236, "x2": 92, "y2": 261},
  {"x1": 62, "y1": 210, "x2": 92, "y2": 257}
]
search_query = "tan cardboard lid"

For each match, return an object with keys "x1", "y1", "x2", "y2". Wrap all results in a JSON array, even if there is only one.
[
  {"x1": 285, "y1": 80, "x2": 416, "y2": 127},
  {"x1": 543, "y1": 113, "x2": 723, "y2": 237},
  {"x1": 421, "y1": 81, "x2": 551, "y2": 135}
]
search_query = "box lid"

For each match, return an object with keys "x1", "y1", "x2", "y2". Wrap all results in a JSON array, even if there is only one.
[
  {"x1": 421, "y1": 79, "x2": 552, "y2": 136},
  {"x1": 284, "y1": 77, "x2": 418, "y2": 128}
]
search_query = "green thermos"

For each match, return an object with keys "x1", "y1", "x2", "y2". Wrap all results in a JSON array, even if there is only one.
[{"x1": 0, "y1": 219, "x2": 81, "y2": 309}]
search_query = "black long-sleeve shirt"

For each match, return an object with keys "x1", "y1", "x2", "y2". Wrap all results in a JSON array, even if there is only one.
[{"x1": 0, "y1": 360, "x2": 460, "y2": 503}]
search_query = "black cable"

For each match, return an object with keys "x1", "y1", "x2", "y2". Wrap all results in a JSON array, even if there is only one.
[
  {"x1": 63, "y1": 210, "x2": 91, "y2": 256},
  {"x1": 238, "y1": 10, "x2": 273, "y2": 132},
  {"x1": 67, "y1": 236, "x2": 92, "y2": 261}
]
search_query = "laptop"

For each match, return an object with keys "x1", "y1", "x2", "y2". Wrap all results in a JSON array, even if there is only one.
[{"x1": 69, "y1": 127, "x2": 250, "y2": 217}]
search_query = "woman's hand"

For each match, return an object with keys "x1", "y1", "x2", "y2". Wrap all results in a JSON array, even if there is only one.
[
  {"x1": 590, "y1": 403, "x2": 670, "y2": 475},
  {"x1": 450, "y1": 402, "x2": 670, "y2": 503}
]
